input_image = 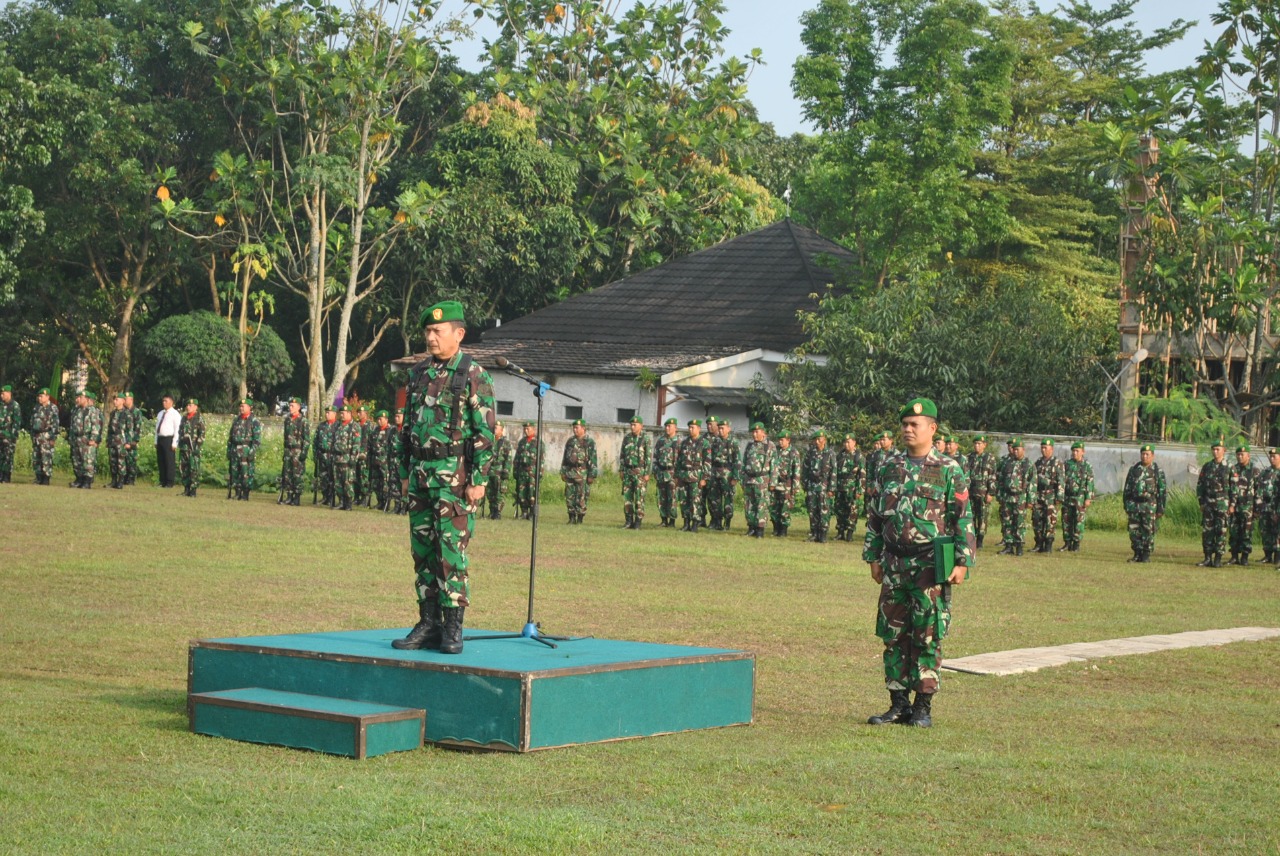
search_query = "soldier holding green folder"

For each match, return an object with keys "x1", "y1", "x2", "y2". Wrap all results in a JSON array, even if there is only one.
[{"x1": 862, "y1": 397, "x2": 975, "y2": 728}]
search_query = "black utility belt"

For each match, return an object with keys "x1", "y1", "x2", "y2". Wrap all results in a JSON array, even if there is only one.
[
  {"x1": 886, "y1": 542, "x2": 934, "y2": 559},
  {"x1": 414, "y1": 443, "x2": 466, "y2": 461}
]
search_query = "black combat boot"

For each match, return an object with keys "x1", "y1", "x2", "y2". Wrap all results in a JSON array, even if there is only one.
[
  {"x1": 1044, "y1": 538, "x2": 1054, "y2": 553},
  {"x1": 392, "y1": 600, "x2": 442, "y2": 651},
  {"x1": 975, "y1": 534, "x2": 984, "y2": 549},
  {"x1": 1239, "y1": 553, "x2": 1250, "y2": 566},
  {"x1": 780, "y1": 525, "x2": 789, "y2": 537},
  {"x1": 681, "y1": 519, "x2": 691, "y2": 532},
  {"x1": 907, "y1": 693, "x2": 933, "y2": 728},
  {"x1": 1058, "y1": 542, "x2": 1071, "y2": 552},
  {"x1": 1196, "y1": 552, "x2": 1212, "y2": 567},
  {"x1": 439, "y1": 607, "x2": 465, "y2": 654},
  {"x1": 632, "y1": 518, "x2": 641, "y2": 530},
  {"x1": 1229, "y1": 551, "x2": 1239, "y2": 566},
  {"x1": 868, "y1": 690, "x2": 912, "y2": 725},
  {"x1": 1014, "y1": 545, "x2": 1023, "y2": 556},
  {"x1": 996, "y1": 544, "x2": 1012, "y2": 555},
  {"x1": 84, "y1": 478, "x2": 93, "y2": 489}
]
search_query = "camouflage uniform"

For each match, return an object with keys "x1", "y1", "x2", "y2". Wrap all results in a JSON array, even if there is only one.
[
  {"x1": 651, "y1": 426, "x2": 680, "y2": 526},
  {"x1": 354, "y1": 414, "x2": 373, "y2": 506},
  {"x1": 739, "y1": 433, "x2": 775, "y2": 536},
  {"x1": 770, "y1": 440, "x2": 801, "y2": 535},
  {"x1": 1254, "y1": 458, "x2": 1280, "y2": 563},
  {"x1": 398, "y1": 349, "x2": 496, "y2": 612},
  {"x1": 833, "y1": 443, "x2": 866, "y2": 541},
  {"x1": 708, "y1": 431, "x2": 739, "y2": 530},
  {"x1": 1032, "y1": 450, "x2": 1065, "y2": 551},
  {"x1": 389, "y1": 414, "x2": 407, "y2": 514},
  {"x1": 69, "y1": 398, "x2": 103, "y2": 486},
  {"x1": 369, "y1": 421, "x2": 397, "y2": 511},
  {"x1": 0, "y1": 393, "x2": 20, "y2": 482},
  {"x1": 1228, "y1": 456, "x2": 1258, "y2": 563},
  {"x1": 312, "y1": 415, "x2": 338, "y2": 506},
  {"x1": 965, "y1": 447, "x2": 998, "y2": 548},
  {"x1": 178, "y1": 410, "x2": 205, "y2": 496},
  {"x1": 331, "y1": 417, "x2": 358, "y2": 510},
  {"x1": 226, "y1": 411, "x2": 262, "y2": 500},
  {"x1": 560, "y1": 428, "x2": 598, "y2": 523},
  {"x1": 1196, "y1": 456, "x2": 1230, "y2": 565},
  {"x1": 1061, "y1": 457, "x2": 1095, "y2": 551},
  {"x1": 512, "y1": 432, "x2": 545, "y2": 519},
  {"x1": 29, "y1": 398, "x2": 60, "y2": 484},
  {"x1": 995, "y1": 450, "x2": 1035, "y2": 553},
  {"x1": 106, "y1": 402, "x2": 129, "y2": 487},
  {"x1": 1123, "y1": 457, "x2": 1166, "y2": 561},
  {"x1": 281, "y1": 411, "x2": 311, "y2": 505},
  {"x1": 675, "y1": 427, "x2": 711, "y2": 531},
  {"x1": 619, "y1": 426, "x2": 652, "y2": 527},
  {"x1": 486, "y1": 432, "x2": 512, "y2": 519},
  {"x1": 863, "y1": 448, "x2": 976, "y2": 697},
  {"x1": 801, "y1": 438, "x2": 835, "y2": 542},
  {"x1": 123, "y1": 401, "x2": 142, "y2": 484}
]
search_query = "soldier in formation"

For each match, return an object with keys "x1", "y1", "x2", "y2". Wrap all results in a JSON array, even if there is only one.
[
  {"x1": 862, "y1": 430, "x2": 895, "y2": 518},
  {"x1": 1123, "y1": 443, "x2": 1166, "y2": 563},
  {"x1": 389, "y1": 409, "x2": 407, "y2": 514},
  {"x1": 368, "y1": 409, "x2": 397, "y2": 512},
  {"x1": 770, "y1": 430, "x2": 801, "y2": 537},
  {"x1": 312, "y1": 405, "x2": 338, "y2": 506},
  {"x1": 739, "y1": 421, "x2": 774, "y2": 538},
  {"x1": 68, "y1": 391, "x2": 103, "y2": 488},
  {"x1": 29, "y1": 388, "x2": 59, "y2": 485},
  {"x1": 331, "y1": 405, "x2": 359, "y2": 511},
  {"x1": 280, "y1": 397, "x2": 310, "y2": 506},
  {"x1": 0, "y1": 384, "x2": 23, "y2": 483},
  {"x1": 863, "y1": 397, "x2": 974, "y2": 729},
  {"x1": 226, "y1": 398, "x2": 262, "y2": 501},
  {"x1": 122, "y1": 391, "x2": 142, "y2": 485},
  {"x1": 353, "y1": 405, "x2": 373, "y2": 507},
  {"x1": 944, "y1": 435, "x2": 963, "y2": 468},
  {"x1": 486, "y1": 421, "x2": 511, "y2": 520},
  {"x1": 1256, "y1": 447, "x2": 1280, "y2": 564},
  {"x1": 802, "y1": 429, "x2": 835, "y2": 542},
  {"x1": 177, "y1": 398, "x2": 205, "y2": 497},
  {"x1": 1031, "y1": 438, "x2": 1065, "y2": 552},
  {"x1": 833, "y1": 433, "x2": 865, "y2": 541},
  {"x1": 1227, "y1": 443, "x2": 1257, "y2": 566},
  {"x1": 965, "y1": 435, "x2": 997, "y2": 549},
  {"x1": 708, "y1": 419, "x2": 739, "y2": 530},
  {"x1": 512, "y1": 422, "x2": 543, "y2": 520},
  {"x1": 106, "y1": 392, "x2": 130, "y2": 488},
  {"x1": 560, "y1": 418, "x2": 598, "y2": 524},
  {"x1": 1195, "y1": 438, "x2": 1230, "y2": 568},
  {"x1": 996, "y1": 438, "x2": 1035, "y2": 556},
  {"x1": 619, "y1": 416, "x2": 651, "y2": 529},
  {"x1": 651, "y1": 417, "x2": 680, "y2": 527},
  {"x1": 1059, "y1": 442, "x2": 1095, "y2": 552},
  {"x1": 675, "y1": 419, "x2": 711, "y2": 532}
]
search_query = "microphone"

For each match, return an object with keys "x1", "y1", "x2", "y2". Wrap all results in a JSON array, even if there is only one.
[{"x1": 495, "y1": 356, "x2": 528, "y2": 374}]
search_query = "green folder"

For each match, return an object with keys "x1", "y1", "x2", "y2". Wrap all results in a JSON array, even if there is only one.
[{"x1": 933, "y1": 536, "x2": 970, "y2": 584}]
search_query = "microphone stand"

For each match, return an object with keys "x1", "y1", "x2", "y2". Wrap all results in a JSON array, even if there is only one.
[{"x1": 467, "y1": 364, "x2": 586, "y2": 649}]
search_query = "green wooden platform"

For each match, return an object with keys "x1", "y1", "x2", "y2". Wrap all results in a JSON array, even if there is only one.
[{"x1": 188, "y1": 629, "x2": 755, "y2": 752}]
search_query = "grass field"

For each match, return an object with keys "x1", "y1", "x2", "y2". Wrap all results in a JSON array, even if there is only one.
[{"x1": 2, "y1": 479, "x2": 1277, "y2": 854}]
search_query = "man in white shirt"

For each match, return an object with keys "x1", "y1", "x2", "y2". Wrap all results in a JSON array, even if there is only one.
[{"x1": 155, "y1": 394, "x2": 182, "y2": 488}]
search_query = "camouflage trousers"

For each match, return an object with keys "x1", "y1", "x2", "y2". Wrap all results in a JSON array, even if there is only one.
[
  {"x1": 314, "y1": 456, "x2": 334, "y2": 504},
  {"x1": 876, "y1": 560, "x2": 950, "y2": 695},
  {"x1": 1126, "y1": 502, "x2": 1158, "y2": 556},
  {"x1": 71, "y1": 441, "x2": 98, "y2": 480},
  {"x1": 32, "y1": 440, "x2": 55, "y2": 481},
  {"x1": 742, "y1": 484, "x2": 767, "y2": 530},
  {"x1": 999, "y1": 500, "x2": 1027, "y2": 547},
  {"x1": 485, "y1": 475, "x2": 505, "y2": 517},
  {"x1": 1229, "y1": 507, "x2": 1255, "y2": 557},
  {"x1": 564, "y1": 477, "x2": 590, "y2": 518},
  {"x1": 970, "y1": 494, "x2": 990, "y2": 540},
  {"x1": 180, "y1": 446, "x2": 202, "y2": 491},
  {"x1": 369, "y1": 460, "x2": 388, "y2": 506},
  {"x1": 833, "y1": 487, "x2": 860, "y2": 536},
  {"x1": 281, "y1": 446, "x2": 308, "y2": 501},
  {"x1": 407, "y1": 484, "x2": 473, "y2": 609},
  {"x1": 1200, "y1": 501, "x2": 1228, "y2": 556},
  {"x1": 806, "y1": 490, "x2": 831, "y2": 537},
  {"x1": 678, "y1": 478, "x2": 703, "y2": 524},
  {"x1": 621, "y1": 472, "x2": 647, "y2": 522},
  {"x1": 228, "y1": 450, "x2": 257, "y2": 494},
  {"x1": 0, "y1": 438, "x2": 15, "y2": 478},
  {"x1": 354, "y1": 457, "x2": 370, "y2": 504},
  {"x1": 125, "y1": 445, "x2": 138, "y2": 484},
  {"x1": 1061, "y1": 498, "x2": 1088, "y2": 547},
  {"x1": 708, "y1": 471, "x2": 735, "y2": 526},
  {"x1": 513, "y1": 473, "x2": 536, "y2": 515},
  {"x1": 1258, "y1": 510, "x2": 1279, "y2": 558},
  {"x1": 770, "y1": 490, "x2": 794, "y2": 528},
  {"x1": 108, "y1": 442, "x2": 126, "y2": 483},
  {"x1": 332, "y1": 461, "x2": 353, "y2": 507},
  {"x1": 1032, "y1": 500, "x2": 1059, "y2": 544},
  {"x1": 655, "y1": 475, "x2": 676, "y2": 520}
]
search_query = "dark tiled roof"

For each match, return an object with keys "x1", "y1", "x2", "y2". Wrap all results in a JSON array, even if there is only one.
[
  {"x1": 481, "y1": 219, "x2": 858, "y2": 352},
  {"x1": 391, "y1": 341, "x2": 747, "y2": 377}
]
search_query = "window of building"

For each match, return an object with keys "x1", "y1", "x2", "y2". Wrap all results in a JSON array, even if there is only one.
[
  {"x1": 564, "y1": 405, "x2": 583, "y2": 421},
  {"x1": 616, "y1": 408, "x2": 636, "y2": 424},
  {"x1": 496, "y1": 400, "x2": 514, "y2": 416}
]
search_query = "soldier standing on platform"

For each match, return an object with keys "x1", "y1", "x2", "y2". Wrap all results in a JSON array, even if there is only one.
[
  {"x1": 863, "y1": 397, "x2": 974, "y2": 729},
  {"x1": 69, "y1": 391, "x2": 103, "y2": 488},
  {"x1": 965, "y1": 435, "x2": 997, "y2": 549},
  {"x1": 619, "y1": 416, "x2": 651, "y2": 529},
  {"x1": 996, "y1": 438, "x2": 1035, "y2": 556},
  {"x1": 1228, "y1": 444, "x2": 1258, "y2": 566},
  {"x1": 106, "y1": 392, "x2": 128, "y2": 488},
  {"x1": 122, "y1": 391, "x2": 141, "y2": 485},
  {"x1": 1255, "y1": 448, "x2": 1280, "y2": 564},
  {"x1": 0, "y1": 384, "x2": 23, "y2": 483},
  {"x1": 560, "y1": 419, "x2": 598, "y2": 524},
  {"x1": 1195, "y1": 438, "x2": 1230, "y2": 568},
  {"x1": 675, "y1": 419, "x2": 711, "y2": 532},
  {"x1": 312, "y1": 406, "x2": 338, "y2": 506},
  {"x1": 652, "y1": 417, "x2": 680, "y2": 527},
  {"x1": 331, "y1": 405, "x2": 358, "y2": 510},
  {"x1": 226, "y1": 398, "x2": 262, "y2": 501},
  {"x1": 739, "y1": 422, "x2": 775, "y2": 538},
  {"x1": 710, "y1": 419, "x2": 739, "y2": 530},
  {"x1": 512, "y1": 421, "x2": 543, "y2": 520},
  {"x1": 178, "y1": 398, "x2": 206, "y2": 497},
  {"x1": 486, "y1": 421, "x2": 511, "y2": 520},
  {"x1": 1123, "y1": 443, "x2": 1166, "y2": 563},
  {"x1": 280, "y1": 397, "x2": 310, "y2": 506},
  {"x1": 1059, "y1": 442, "x2": 1095, "y2": 552},
  {"x1": 802, "y1": 429, "x2": 835, "y2": 543},
  {"x1": 833, "y1": 433, "x2": 865, "y2": 542},
  {"x1": 1032, "y1": 439, "x2": 1065, "y2": 552},
  {"x1": 770, "y1": 430, "x2": 801, "y2": 537},
  {"x1": 29, "y1": 388, "x2": 59, "y2": 485}
]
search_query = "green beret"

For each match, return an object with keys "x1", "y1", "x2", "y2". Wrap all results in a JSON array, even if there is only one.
[
  {"x1": 397, "y1": 408, "x2": 406, "y2": 415},
  {"x1": 186, "y1": 398, "x2": 199, "y2": 406},
  {"x1": 420, "y1": 300, "x2": 465, "y2": 327},
  {"x1": 1140, "y1": 443, "x2": 1155, "y2": 453},
  {"x1": 1008, "y1": 437, "x2": 1023, "y2": 448},
  {"x1": 376, "y1": 409, "x2": 389, "y2": 418},
  {"x1": 238, "y1": 398, "x2": 252, "y2": 406},
  {"x1": 36, "y1": 387, "x2": 50, "y2": 396},
  {"x1": 898, "y1": 397, "x2": 938, "y2": 420},
  {"x1": 750, "y1": 421, "x2": 765, "y2": 431},
  {"x1": 812, "y1": 429, "x2": 826, "y2": 439},
  {"x1": 289, "y1": 396, "x2": 303, "y2": 405},
  {"x1": 357, "y1": 404, "x2": 369, "y2": 413},
  {"x1": 944, "y1": 434, "x2": 956, "y2": 443},
  {"x1": 124, "y1": 390, "x2": 134, "y2": 398},
  {"x1": 844, "y1": 433, "x2": 856, "y2": 442},
  {"x1": 1070, "y1": 441, "x2": 1084, "y2": 451},
  {"x1": 326, "y1": 405, "x2": 338, "y2": 412},
  {"x1": 706, "y1": 416, "x2": 719, "y2": 424},
  {"x1": 776, "y1": 431, "x2": 790, "y2": 440},
  {"x1": 341, "y1": 404, "x2": 352, "y2": 412},
  {"x1": 664, "y1": 417, "x2": 677, "y2": 426},
  {"x1": 572, "y1": 418, "x2": 586, "y2": 427},
  {"x1": 1211, "y1": 437, "x2": 1225, "y2": 449},
  {"x1": 973, "y1": 434, "x2": 987, "y2": 443},
  {"x1": 687, "y1": 419, "x2": 701, "y2": 427},
  {"x1": 524, "y1": 421, "x2": 535, "y2": 428},
  {"x1": 84, "y1": 391, "x2": 97, "y2": 401},
  {"x1": 1236, "y1": 444, "x2": 1250, "y2": 454},
  {"x1": 113, "y1": 391, "x2": 124, "y2": 399},
  {"x1": 630, "y1": 416, "x2": 644, "y2": 425},
  {"x1": 1269, "y1": 448, "x2": 1280, "y2": 456},
  {"x1": 1041, "y1": 438, "x2": 1054, "y2": 447},
  {"x1": 0, "y1": 384, "x2": 11, "y2": 392}
]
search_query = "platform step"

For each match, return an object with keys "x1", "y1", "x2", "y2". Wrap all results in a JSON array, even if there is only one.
[{"x1": 189, "y1": 687, "x2": 425, "y2": 759}]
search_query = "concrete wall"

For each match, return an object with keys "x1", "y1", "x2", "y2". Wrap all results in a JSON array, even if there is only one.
[{"x1": 979, "y1": 437, "x2": 1206, "y2": 494}]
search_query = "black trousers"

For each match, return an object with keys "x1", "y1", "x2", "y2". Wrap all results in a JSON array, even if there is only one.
[{"x1": 156, "y1": 439, "x2": 176, "y2": 487}]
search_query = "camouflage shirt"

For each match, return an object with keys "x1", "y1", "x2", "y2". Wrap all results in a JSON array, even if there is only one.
[
  {"x1": 863, "y1": 449, "x2": 976, "y2": 572},
  {"x1": 709, "y1": 435, "x2": 740, "y2": 479},
  {"x1": 30, "y1": 402, "x2": 60, "y2": 444},
  {"x1": 0, "y1": 399, "x2": 20, "y2": 442},
  {"x1": 513, "y1": 436, "x2": 545, "y2": 476},
  {"x1": 124, "y1": 406, "x2": 143, "y2": 446},
  {"x1": 490, "y1": 436, "x2": 513, "y2": 479},
  {"x1": 561, "y1": 436, "x2": 599, "y2": 482},
  {"x1": 740, "y1": 439, "x2": 775, "y2": 488},
  {"x1": 1034, "y1": 455, "x2": 1065, "y2": 504},
  {"x1": 620, "y1": 432, "x2": 651, "y2": 474},
  {"x1": 834, "y1": 448, "x2": 865, "y2": 493},
  {"x1": 801, "y1": 445, "x2": 835, "y2": 494},
  {"x1": 69, "y1": 404, "x2": 103, "y2": 445},
  {"x1": 966, "y1": 450, "x2": 998, "y2": 495},
  {"x1": 1255, "y1": 465, "x2": 1280, "y2": 511},
  {"x1": 1063, "y1": 459, "x2": 1095, "y2": 505},
  {"x1": 106, "y1": 409, "x2": 130, "y2": 448},
  {"x1": 651, "y1": 434, "x2": 679, "y2": 481},
  {"x1": 1124, "y1": 462, "x2": 1167, "y2": 512},
  {"x1": 398, "y1": 350, "x2": 496, "y2": 491},
  {"x1": 369, "y1": 425, "x2": 396, "y2": 466},
  {"x1": 283, "y1": 414, "x2": 311, "y2": 450},
  {"x1": 675, "y1": 435, "x2": 711, "y2": 482},
  {"x1": 178, "y1": 413, "x2": 205, "y2": 449},
  {"x1": 1196, "y1": 459, "x2": 1230, "y2": 506},
  {"x1": 313, "y1": 421, "x2": 338, "y2": 455},
  {"x1": 227, "y1": 414, "x2": 262, "y2": 454},
  {"x1": 772, "y1": 445, "x2": 801, "y2": 494},
  {"x1": 996, "y1": 455, "x2": 1035, "y2": 505},
  {"x1": 1228, "y1": 462, "x2": 1258, "y2": 508}
]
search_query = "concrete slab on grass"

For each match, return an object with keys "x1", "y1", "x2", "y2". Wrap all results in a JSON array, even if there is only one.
[{"x1": 942, "y1": 627, "x2": 1280, "y2": 676}]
